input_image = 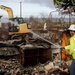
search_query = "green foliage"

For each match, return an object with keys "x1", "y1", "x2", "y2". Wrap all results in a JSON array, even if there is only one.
[
  {"x1": 53, "y1": 0, "x2": 67, "y2": 5},
  {"x1": 53, "y1": 0, "x2": 60, "y2": 5},
  {"x1": 71, "y1": 0, "x2": 75, "y2": 5},
  {"x1": 53, "y1": 0, "x2": 75, "y2": 10}
]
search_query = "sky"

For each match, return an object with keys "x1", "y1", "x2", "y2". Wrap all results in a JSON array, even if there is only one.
[{"x1": 0, "y1": 0, "x2": 57, "y2": 18}]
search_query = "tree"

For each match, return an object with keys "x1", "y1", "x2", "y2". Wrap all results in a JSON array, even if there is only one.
[{"x1": 53, "y1": 0, "x2": 75, "y2": 12}]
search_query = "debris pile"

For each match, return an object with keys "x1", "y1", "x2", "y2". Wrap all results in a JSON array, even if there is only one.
[
  {"x1": 0, "y1": 59, "x2": 23, "y2": 75},
  {"x1": 0, "y1": 47, "x2": 20, "y2": 56},
  {"x1": 0, "y1": 59, "x2": 70, "y2": 75},
  {"x1": 24, "y1": 61, "x2": 69, "y2": 75}
]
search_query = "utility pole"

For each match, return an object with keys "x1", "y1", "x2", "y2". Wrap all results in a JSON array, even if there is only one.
[{"x1": 20, "y1": 2, "x2": 22, "y2": 17}]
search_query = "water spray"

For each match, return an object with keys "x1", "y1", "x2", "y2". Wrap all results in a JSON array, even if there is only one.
[{"x1": 9, "y1": 20, "x2": 62, "y2": 49}]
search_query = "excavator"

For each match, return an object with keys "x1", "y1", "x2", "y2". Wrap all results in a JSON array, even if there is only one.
[{"x1": 0, "y1": 5, "x2": 32, "y2": 40}]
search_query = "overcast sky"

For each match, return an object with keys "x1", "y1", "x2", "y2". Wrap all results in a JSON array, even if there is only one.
[{"x1": 0, "y1": 0, "x2": 57, "y2": 18}]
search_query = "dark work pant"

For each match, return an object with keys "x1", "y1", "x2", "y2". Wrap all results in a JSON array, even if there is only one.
[{"x1": 70, "y1": 59, "x2": 75, "y2": 75}]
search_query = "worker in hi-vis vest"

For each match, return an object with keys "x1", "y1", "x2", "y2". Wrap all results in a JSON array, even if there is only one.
[
  {"x1": 61, "y1": 24, "x2": 75, "y2": 75},
  {"x1": 61, "y1": 29, "x2": 72, "y2": 61}
]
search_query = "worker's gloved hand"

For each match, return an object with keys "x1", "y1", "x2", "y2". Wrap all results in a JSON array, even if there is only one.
[{"x1": 60, "y1": 46, "x2": 65, "y2": 50}]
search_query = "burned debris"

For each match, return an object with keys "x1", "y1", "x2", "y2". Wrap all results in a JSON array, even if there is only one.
[
  {"x1": 0, "y1": 13, "x2": 71, "y2": 75},
  {"x1": 0, "y1": 59, "x2": 70, "y2": 75}
]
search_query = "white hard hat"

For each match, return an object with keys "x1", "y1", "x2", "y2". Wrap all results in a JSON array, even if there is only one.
[{"x1": 68, "y1": 24, "x2": 75, "y2": 31}]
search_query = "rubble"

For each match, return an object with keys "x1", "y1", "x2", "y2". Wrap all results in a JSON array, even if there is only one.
[
  {"x1": 0, "y1": 24, "x2": 71, "y2": 75},
  {"x1": 0, "y1": 59, "x2": 23, "y2": 75},
  {"x1": 0, "y1": 58, "x2": 70, "y2": 75},
  {"x1": 0, "y1": 33, "x2": 70, "y2": 75}
]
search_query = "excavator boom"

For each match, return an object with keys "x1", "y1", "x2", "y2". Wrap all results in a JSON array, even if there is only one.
[{"x1": 0, "y1": 5, "x2": 13, "y2": 18}]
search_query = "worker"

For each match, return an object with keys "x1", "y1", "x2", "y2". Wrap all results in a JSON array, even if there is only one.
[
  {"x1": 61, "y1": 29, "x2": 72, "y2": 61},
  {"x1": 61, "y1": 24, "x2": 75, "y2": 75},
  {"x1": 43, "y1": 23, "x2": 47, "y2": 30}
]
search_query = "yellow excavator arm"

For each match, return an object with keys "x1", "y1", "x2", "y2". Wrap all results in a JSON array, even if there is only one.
[
  {"x1": 0, "y1": 5, "x2": 32, "y2": 36},
  {"x1": 0, "y1": 5, "x2": 13, "y2": 18}
]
